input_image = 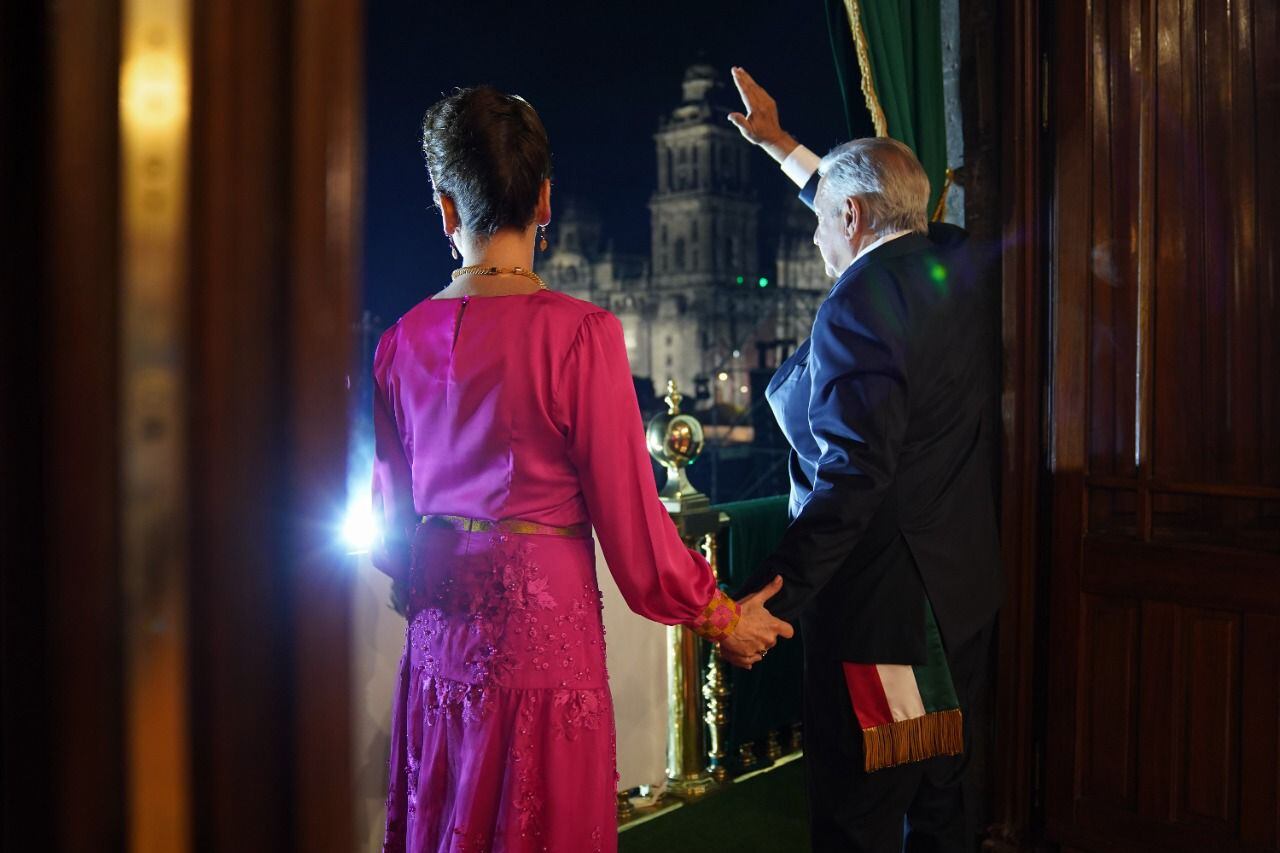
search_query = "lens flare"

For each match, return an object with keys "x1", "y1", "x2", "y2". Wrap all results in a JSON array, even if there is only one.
[
  {"x1": 928, "y1": 262, "x2": 950, "y2": 295},
  {"x1": 341, "y1": 500, "x2": 380, "y2": 554}
]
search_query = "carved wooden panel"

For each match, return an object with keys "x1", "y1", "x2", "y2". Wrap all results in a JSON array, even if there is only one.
[
  {"x1": 1077, "y1": 597, "x2": 1140, "y2": 809},
  {"x1": 1148, "y1": 0, "x2": 1277, "y2": 492},
  {"x1": 1080, "y1": 0, "x2": 1280, "y2": 548},
  {"x1": 1084, "y1": 0, "x2": 1141, "y2": 482},
  {"x1": 1046, "y1": 0, "x2": 1280, "y2": 850},
  {"x1": 1176, "y1": 609, "x2": 1240, "y2": 829}
]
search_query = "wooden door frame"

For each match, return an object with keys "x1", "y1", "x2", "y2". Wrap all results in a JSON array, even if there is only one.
[
  {"x1": 1, "y1": 1, "x2": 364, "y2": 849},
  {"x1": 186, "y1": 2, "x2": 362, "y2": 851},
  {"x1": 986, "y1": 0, "x2": 1054, "y2": 850},
  {"x1": 10, "y1": 2, "x2": 130, "y2": 850}
]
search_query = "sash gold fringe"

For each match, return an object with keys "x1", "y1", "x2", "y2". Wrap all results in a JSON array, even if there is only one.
[
  {"x1": 860, "y1": 708, "x2": 964, "y2": 772},
  {"x1": 844, "y1": 0, "x2": 888, "y2": 138}
]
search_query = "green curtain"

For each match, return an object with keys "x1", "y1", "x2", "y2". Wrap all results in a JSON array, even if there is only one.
[
  {"x1": 823, "y1": 0, "x2": 878, "y2": 141},
  {"x1": 714, "y1": 496, "x2": 790, "y2": 589},
  {"x1": 825, "y1": 0, "x2": 949, "y2": 213}
]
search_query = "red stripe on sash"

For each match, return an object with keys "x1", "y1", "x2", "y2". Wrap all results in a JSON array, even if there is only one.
[{"x1": 842, "y1": 662, "x2": 894, "y2": 729}]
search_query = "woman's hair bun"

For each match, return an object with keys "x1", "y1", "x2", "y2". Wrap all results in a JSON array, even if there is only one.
[{"x1": 421, "y1": 85, "x2": 552, "y2": 238}]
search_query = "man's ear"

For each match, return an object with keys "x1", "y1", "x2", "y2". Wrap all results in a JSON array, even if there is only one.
[
  {"x1": 438, "y1": 193, "x2": 462, "y2": 235},
  {"x1": 842, "y1": 196, "x2": 860, "y2": 239}
]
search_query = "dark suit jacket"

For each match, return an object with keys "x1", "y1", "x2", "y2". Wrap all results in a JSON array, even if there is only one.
[{"x1": 743, "y1": 173, "x2": 1002, "y2": 664}]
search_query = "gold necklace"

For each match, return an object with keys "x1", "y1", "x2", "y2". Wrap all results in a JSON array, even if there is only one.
[{"x1": 450, "y1": 265, "x2": 548, "y2": 290}]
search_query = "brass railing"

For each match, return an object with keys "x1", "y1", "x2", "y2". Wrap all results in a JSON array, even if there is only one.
[{"x1": 623, "y1": 381, "x2": 800, "y2": 823}]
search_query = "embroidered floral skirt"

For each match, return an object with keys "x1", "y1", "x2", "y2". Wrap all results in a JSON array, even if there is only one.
[{"x1": 382, "y1": 523, "x2": 618, "y2": 853}]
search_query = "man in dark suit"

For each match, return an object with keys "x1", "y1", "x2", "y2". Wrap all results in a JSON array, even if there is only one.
[{"x1": 718, "y1": 67, "x2": 1002, "y2": 852}]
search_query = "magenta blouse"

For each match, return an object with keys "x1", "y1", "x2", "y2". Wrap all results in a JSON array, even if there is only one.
[{"x1": 371, "y1": 290, "x2": 737, "y2": 636}]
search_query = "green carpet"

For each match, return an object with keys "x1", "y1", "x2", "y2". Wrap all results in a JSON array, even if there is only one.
[{"x1": 619, "y1": 758, "x2": 810, "y2": 853}]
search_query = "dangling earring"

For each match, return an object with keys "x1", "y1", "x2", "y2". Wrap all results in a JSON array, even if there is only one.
[
  {"x1": 448, "y1": 235, "x2": 459, "y2": 260},
  {"x1": 538, "y1": 225, "x2": 548, "y2": 253}
]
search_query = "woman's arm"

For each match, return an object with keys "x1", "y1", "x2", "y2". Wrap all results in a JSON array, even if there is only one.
[
  {"x1": 553, "y1": 311, "x2": 740, "y2": 639},
  {"x1": 370, "y1": 323, "x2": 415, "y2": 583}
]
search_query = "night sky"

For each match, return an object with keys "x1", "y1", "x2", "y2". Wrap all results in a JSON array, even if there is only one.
[{"x1": 363, "y1": 0, "x2": 850, "y2": 325}]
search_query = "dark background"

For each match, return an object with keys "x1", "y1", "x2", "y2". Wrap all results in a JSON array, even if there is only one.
[{"x1": 363, "y1": 0, "x2": 849, "y2": 323}]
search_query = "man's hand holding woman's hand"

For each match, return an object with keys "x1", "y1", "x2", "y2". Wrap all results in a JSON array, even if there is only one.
[
  {"x1": 718, "y1": 575, "x2": 794, "y2": 670},
  {"x1": 727, "y1": 67, "x2": 800, "y2": 165}
]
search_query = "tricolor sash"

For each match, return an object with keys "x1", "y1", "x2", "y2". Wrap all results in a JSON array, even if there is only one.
[{"x1": 842, "y1": 602, "x2": 963, "y2": 772}]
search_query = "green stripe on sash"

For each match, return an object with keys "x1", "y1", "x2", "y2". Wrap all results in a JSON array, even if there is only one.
[{"x1": 912, "y1": 601, "x2": 959, "y2": 714}]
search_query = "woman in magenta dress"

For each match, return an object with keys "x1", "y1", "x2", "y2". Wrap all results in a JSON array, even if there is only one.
[{"x1": 371, "y1": 86, "x2": 791, "y2": 853}]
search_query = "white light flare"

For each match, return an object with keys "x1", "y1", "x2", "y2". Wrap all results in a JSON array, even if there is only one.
[{"x1": 341, "y1": 499, "x2": 380, "y2": 555}]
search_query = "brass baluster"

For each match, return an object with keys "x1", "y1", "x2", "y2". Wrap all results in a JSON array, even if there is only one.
[
  {"x1": 616, "y1": 790, "x2": 636, "y2": 823},
  {"x1": 788, "y1": 721, "x2": 804, "y2": 754},
  {"x1": 701, "y1": 531, "x2": 731, "y2": 785},
  {"x1": 647, "y1": 381, "x2": 726, "y2": 800},
  {"x1": 765, "y1": 729, "x2": 783, "y2": 762}
]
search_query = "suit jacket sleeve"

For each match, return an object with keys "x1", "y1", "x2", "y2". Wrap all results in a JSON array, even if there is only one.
[
  {"x1": 743, "y1": 266, "x2": 910, "y2": 624},
  {"x1": 799, "y1": 170, "x2": 821, "y2": 211}
]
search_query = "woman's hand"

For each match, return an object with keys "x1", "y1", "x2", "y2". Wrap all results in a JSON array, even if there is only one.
[{"x1": 718, "y1": 575, "x2": 795, "y2": 669}]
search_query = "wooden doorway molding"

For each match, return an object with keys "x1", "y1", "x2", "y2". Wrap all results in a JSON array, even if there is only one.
[
  {"x1": 4, "y1": 1, "x2": 365, "y2": 850},
  {"x1": 983, "y1": 0, "x2": 1053, "y2": 850},
  {"x1": 187, "y1": 2, "x2": 363, "y2": 851}
]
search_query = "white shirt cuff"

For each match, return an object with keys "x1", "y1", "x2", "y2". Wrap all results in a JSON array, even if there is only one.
[{"x1": 780, "y1": 145, "x2": 821, "y2": 189}]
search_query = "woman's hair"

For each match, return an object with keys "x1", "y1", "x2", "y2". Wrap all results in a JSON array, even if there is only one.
[{"x1": 421, "y1": 85, "x2": 552, "y2": 238}]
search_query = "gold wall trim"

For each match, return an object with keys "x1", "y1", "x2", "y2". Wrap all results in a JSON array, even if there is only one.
[
  {"x1": 119, "y1": 0, "x2": 192, "y2": 850},
  {"x1": 931, "y1": 167, "x2": 956, "y2": 222},
  {"x1": 844, "y1": 0, "x2": 889, "y2": 138}
]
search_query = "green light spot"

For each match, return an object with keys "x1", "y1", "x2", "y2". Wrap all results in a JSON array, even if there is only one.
[
  {"x1": 929, "y1": 262, "x2": 950, "y2": 296},
  {"x1": 758, "y1": 277, "x2": 769, "y2": 287},
  {"x1": 735, "y1": 275, "x2": 744, "y2": 284}
]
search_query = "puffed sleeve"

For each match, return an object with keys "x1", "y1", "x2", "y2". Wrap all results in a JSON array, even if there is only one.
[
  {"x1": 554, "y1": 311, "x2": 739, "y2": 641},
  {"x1": 370, "y1": 323, "x2": 415, "y2": 581}
]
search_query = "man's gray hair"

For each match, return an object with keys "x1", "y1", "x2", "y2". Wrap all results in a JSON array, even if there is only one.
[{"x1": 816, "y1": 137, "x2": 930, "y2": 235}]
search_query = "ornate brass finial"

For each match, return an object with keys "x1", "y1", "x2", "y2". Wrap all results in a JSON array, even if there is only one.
[
  {"x1": 646, "y1": 379, "x2": 709, "y2": 513},
  {"x1": 664, "y1": 379, "x2": 683, "y2": 415}
]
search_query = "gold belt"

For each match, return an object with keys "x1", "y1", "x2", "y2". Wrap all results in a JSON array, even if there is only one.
[{"x1": 421, "y1": 514, "x2": 591, "y2": 539}]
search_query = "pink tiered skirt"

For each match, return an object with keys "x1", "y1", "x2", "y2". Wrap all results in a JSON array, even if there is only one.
[{"x1": 382, "y1": 522, "x2": 618, "y2": 853}]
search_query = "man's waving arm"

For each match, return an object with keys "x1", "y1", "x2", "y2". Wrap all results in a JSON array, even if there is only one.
[{"x1": 727, "y1": 66, "x2": 822, "y2": 210}]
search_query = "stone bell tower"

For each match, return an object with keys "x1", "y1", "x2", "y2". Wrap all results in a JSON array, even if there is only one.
[
  {"x1": 646, "y1": 65, "x2": 762, "y2": 406},
  {"x1": 649, "y1": 64, "x2": 759, "y2": 291}
]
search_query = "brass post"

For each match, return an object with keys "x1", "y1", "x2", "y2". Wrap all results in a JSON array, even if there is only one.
[
  {"x1": 647, "y1": 382, "x2": 728, "y2": 801},
  {"x1": 701, "y1": 531, "x2": 731, "y2": 785},
  {"x1": 665, "y1": 618, "x2": 714, "y2": 799}
]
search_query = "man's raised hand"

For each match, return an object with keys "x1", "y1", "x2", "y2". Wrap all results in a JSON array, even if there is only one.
[{"x1": 727, "y1": 66, "x2": 799, "y2": 164}]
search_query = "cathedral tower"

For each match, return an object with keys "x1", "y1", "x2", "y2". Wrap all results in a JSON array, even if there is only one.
[
  {"x1": 642, "y1": 65, "x2": 763, "y2": 407},
  {"x1": 649, "y1": 65, "x2": 760, "y2": 291}
]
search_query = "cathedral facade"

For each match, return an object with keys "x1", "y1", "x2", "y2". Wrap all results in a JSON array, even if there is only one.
[{"x1": 548, "y1": 65, "x2": 827, "y2": 417}]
